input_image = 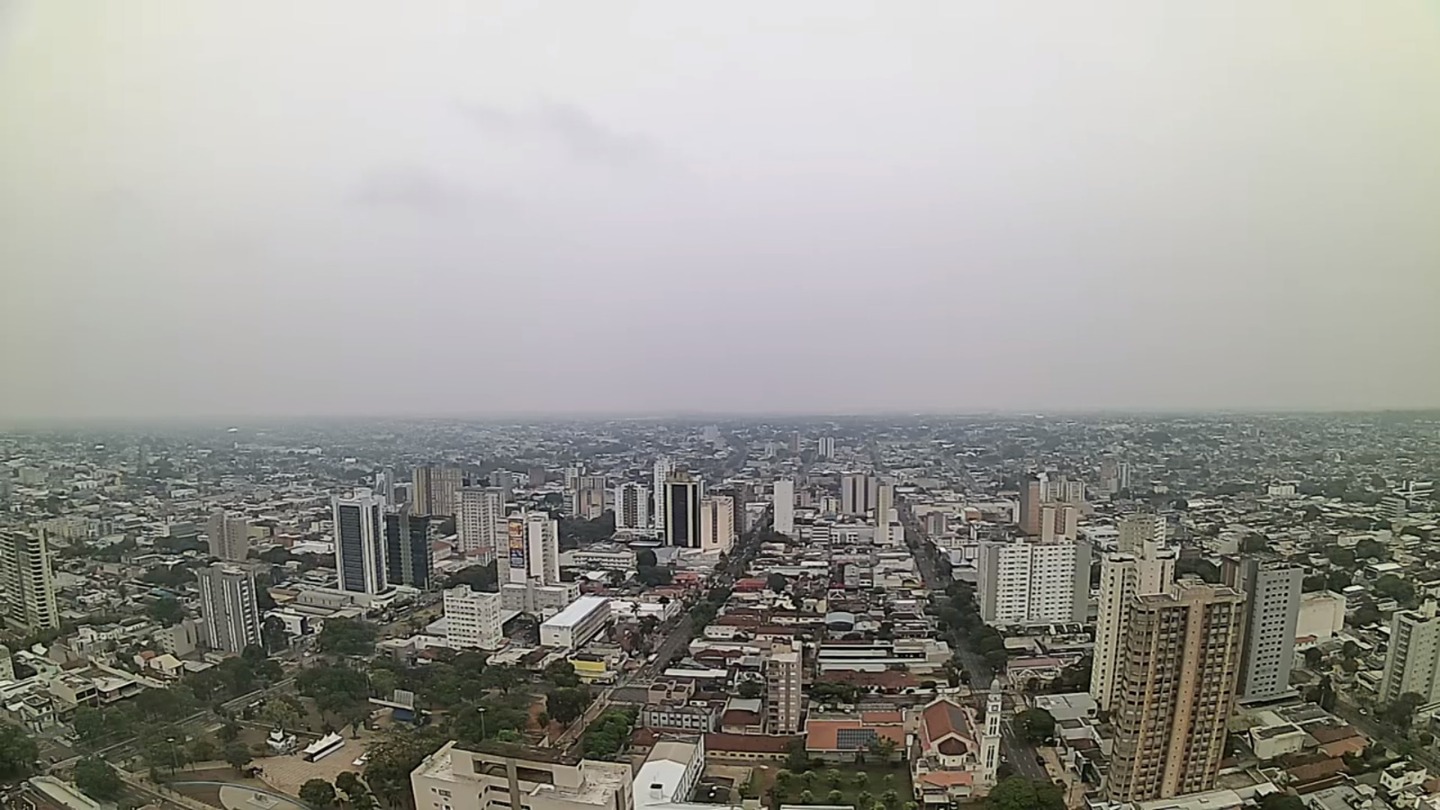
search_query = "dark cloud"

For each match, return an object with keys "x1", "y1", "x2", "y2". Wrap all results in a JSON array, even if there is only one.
[{"x1": 455, "y1": 101, "x2": 658, "y2": 166}]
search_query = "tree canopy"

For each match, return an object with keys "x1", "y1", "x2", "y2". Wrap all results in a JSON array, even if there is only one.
[
  {"x1": 985, "y1": 776, "x2": 1064, "y2": 810},
  {"x1": 318, "y1": 618, "x2": 379, "y2": 656}
]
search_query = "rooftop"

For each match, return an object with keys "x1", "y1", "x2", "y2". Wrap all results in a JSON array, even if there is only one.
[{"x1": 543, "y1": 595, "x2": 610, "y2": 628}]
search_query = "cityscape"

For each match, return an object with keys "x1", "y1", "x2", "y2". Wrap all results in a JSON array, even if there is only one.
[{"x1": 0, "y1": 413, "x2": 1438, "y2": 810}]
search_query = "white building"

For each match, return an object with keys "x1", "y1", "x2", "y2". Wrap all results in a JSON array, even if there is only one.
[
  {"x1": 457, "y1": 487, "x2": 507, "y2": 564},
  {"x1": 333, "y1": 488, "x2": 388, "y2": 594},
  {"x1": 1090, "y1": 514, "x2": 1175, "y2": 711},
  {"x1": 875, "y1": 482, "x2": 894, "y2": 530},
  {"x1": 634, "y1": 736, "x2": 707, "y2": 810},
  {"x1": 817, "y1": 436, "x2": 836, "y2": 459},
  {"x1": 411, "y1": 742, "x2": 632, "y2": 810},
  {"x1": 540, "y1": 595, "x2": 611, "y2": 649},
  {"x1": 443, "y1": 587, "x2": 504, "y2": 650},
  {"x1": 206, "y1": 510, "x2": 251, "y2": 561},
  {"x1": 772, "y1": 479, "x2": 795, "y2": 536},
  {"x1": 976, "y1": 538, "x2": 1090, "y2": 626},
  {"x1": 198, "y1": 562, "x2": 262, "y2": 654},
  {"x1": 1381, "y1": 601, "x2": 1440, "y2": 703},
  {"x1": 1296, "y1": 591, "x2": 1346, "y2": 642},
  {"x1": 653, "y1": 457, "x2": 674, "y2": 531},
  {"x1": 614, "y1": 483, "x2": 650, "y2": 530},
  {"x1": 506, "y1": 513, "x2": 560, "y2": 586},
  {"x1": 0, "y1": 530, "x2": 59, "y2": 631},
  {"x1": 501, "y1": 580, "x2": 581, "y2": 620},
  {"x1": 699, "y1": 495, "x2": 734, "y2": 554},
  {"x1": 1227, "y1": 558, "x2": 1302, "y2": 701}
]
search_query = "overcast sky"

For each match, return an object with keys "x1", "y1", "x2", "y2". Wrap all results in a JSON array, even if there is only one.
[{"x1": 2, "y1": 2, "x2": 1438, "y2": 421}]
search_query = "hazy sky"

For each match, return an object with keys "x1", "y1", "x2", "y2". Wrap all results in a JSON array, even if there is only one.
[{"x1": 3, "y1": 2, "x2": 1439, "y2": 421}]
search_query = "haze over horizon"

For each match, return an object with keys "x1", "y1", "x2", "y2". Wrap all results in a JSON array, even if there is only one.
[{"x1": 3, "y1": 2, "x2": 1439, "y2": 421}]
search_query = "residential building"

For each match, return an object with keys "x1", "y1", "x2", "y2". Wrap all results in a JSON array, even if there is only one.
[
  {"x1": 772, "y1": 478, "x2": 795, "y2": 536},
  {"x1": 840, "y1": 473, "x2": 878, "y2": 516},
  {"x1": 410, "y1": 741, "x2": 632, "y2": 810},
  {"x1": 540, "y1": 595, "x2": 611, "y2": 649},
  {"x1": 652, "y1": 457, "x2": 674, "y2": 531},
  {"x1": 457, "y1": 487, "x2": 506, "y2": 563},
  {"x1": 506, "y1": 513, "x2": 560, "y2": 586},
  {"x1": 976, "y1": 538, "x2": 1090, "y2": 625},
  {"x1": 613, "y1": 483, "x2": 649, "y2": 530},
  {"x1": 443, "y1": 587, "x2": 503, "y2": 650},
  {"x1": 1106, "y1": 580, "x2": 1246, "y2": 803},
  {"x1": 817, "y1": 436, "x2": 836, "y2": 459},
  {"x1": 413, "y1": 465, "x2": 463, "y2": 517},
  {"x1": 1225, "y1": 557, "x2": 1302, "y2": 702},
  {"x1": 1091, "y1": 514, "x2": 1177, "y2": 711},
  {"x1": 333, "y1": 488, "x2": 387, "y2": 594},
  {"x1": 664, "y1": 471, "x2": 702, "y2": 549},
  {"x1": 1039, "y1": 503, "x2": 1080, "y2": 541},
  {"x1": 1018, "y1": 476, "x2": 1043, "y2": 536},
  {"x1": 875, "y1": 482, "x2": 894, "y2": 531},
  {"x1": 1380, "y1": 601, "x2": 1440, "y2": 704},
  {"x1": 206, "y1": 510, "x2": 250, "y2": 561},
  {"x1": 0, "y1": 530, "x2": 59, "y2": 631},
  {"x1": 766, "y1": 638, "x2": 803, "y2": 734},
  {"x1": 384, "y1": 507, "x2": 433, "y2": 590},
  {"x1": 699, "y1": 495, "x2": 735, "y2": 553},
  {"x1": 197, "y1": 562, "x2": 262, "y2": 654},
  {"x1": 573, "y1": 475, "x2": 608, "y2": 520}
]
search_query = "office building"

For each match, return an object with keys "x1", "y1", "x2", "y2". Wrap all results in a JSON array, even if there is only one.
[
  {"x1": 333, "y1": 488, "x2": 387, "y2": 594},
  {"x1": 840, "y1": 473, "x2": 878, "y2": 516},
  {"x1": 664, "y1": 471, "x2": 702, "y2": 548},
  {"x1": 197, "y1": 563, "x2": 262, "y2": 654},
  {"x1": 976, "y1": 538, "x2": 1090, "y2": 626},
  {"x1": 375, "y1": 466, "x2": 398, "y2": 504},
  {"x1": 1091, "y1": 515, "x2": 1177, "y2": 711},
  {"x1": 206, "y1": 510, "x2": 251, "y2": 561},
  {"x1": 1018, "y1": 476, "x2": 1043, "y2": 536},
  {"x1": 1225, "y1": 557, "x2": 1302, "y2": 702},
  {"x1": 613, "y1": 483, "x2": 649, "y2": 530},
  {"x1": 573, "y1": 475, "x2": 608, "y2": 520},
  {"x1": 699, "y1": 495, "x2": 735, "y2": 553},
  {"x1": 507, "y1": 513, "x2": 561, "y2": 586},
  {"x1": 457, "y1": 487, "x2": 507, "y2": 564},
  {"x1": 772, "y1": 478, "x2": 795, "y2": 536},
  {"x1": 1106, "y1": 580, "x2": 1246, "y2": 804},
  {"x1": 1380, "y1": 601, "x2": 1440, "y2": 704},
  {"x1": 412, "y1": 465, "x2": 463, "y2": 516},
  {"x1": 766, "y1": 639, "x2": 803, "y2": 734},
  {"x1": 410, "y1": 741, "x2": 632, "y2": 810},
  {"x1": 540, "y1": 595, "x2": 611, "y2": 649},
  {"x1": 652, "y1": 457, "x2": 674, "y2": 531},
  {"x1": 0, "y1": 530, "x2": 59, "y2": 632},
  {"x1": 384, "y1": 507, "x2": 433, "y2": 590},
  {"x1": 443, "y1": 587, "x2": 504, "y2": 650},
  {"x1": 817, "y1": 436, "x2": 836, "y2": 459}
]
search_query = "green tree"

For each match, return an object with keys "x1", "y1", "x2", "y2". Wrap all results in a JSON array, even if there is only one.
[
  {"x1": 738, "y1": 680, "x2": 762, "y2": 699},
  {"x1": 827, "y1": 791, "x2": 844, "y2": 804},
  {"x1": 1302, "y1": 647, "x2": 1324, "y2": 669},
  {"x1": 364, "y1": 728, "x2": 448, "y2": 809},
  {"x1": 785, "y1": 740, "x2": 811, "y2": 772},
  {"x1": 858, "y1": 790, "x2": 875, "y2": 809},
  {"x1": 148, "y1": 596, "x2": 185, "y2": 627},
  {"x1": 189, "y1": 738, "x2": 216, "y2": 763},
  {"x1": 986, "y1": 776, "x2": 1064, "y2": 810},
  {"x1": 72, "y1": 706, "x2": 106, "y2": 745},
  {"x1": 335, "y1": 771, "x2": 364, "y2": 802},
  {"x1": 299, "y1": 779, "x2": 338, "y2": 809},
  {"x1": 853, "y1": 772, "x2": 869, "y2": 790},
  {"x1": 881, "y1": 789, "x2": 900, "y2": 809},
  {"x1": 545, "y1": 660, "x2": 581, "y2": 688},
  {"x1": 318, "y1": 618, "x2": 379, "y2": 656},
  {"x1": 1017, "y1": 708, "x2": 1056, "y2": 743},
  {"x1": 1382, "y1": 692, "x2": 1426, "y2": 730},
  {"x1": 1327, "y1": 570, "x2": 1353, "y2": 592},
  {"x1": 824, "y1": 769, "x2": 842, "y2": 789},
  {"x1": 368, "y1": 668, "x2": 398, "y2": 699},
  {"x1": 799, "y1": 791, "x2": 815, "y2": 805},
  {"x1": 224, "y1": 741, "x2": 252, "y2": 773},
  {"x1": 1260, "y1": 794, "x2": 1305, "y2": 810},
  {"x1": 261, "y1": 698, "x2": 304, "y2": 731},
  {"x1": 1376, "y1": 574, "x2": 1416, "y2": 605},
  {"x1": 767, "y1": 573, "x2": 789, "y2": 592},
  {"x1": 547, "y1": 688, "x2": 591, "y2": 725},
  {"x1": 262, "y1": 615, "x2": 290, "y2": 653},
  {"x1": 1302, "y1": 574, "x2": 1327, "y2": 593},
  {"x1": 73, "y1": 757, "x2": 122, "y2": 800}
]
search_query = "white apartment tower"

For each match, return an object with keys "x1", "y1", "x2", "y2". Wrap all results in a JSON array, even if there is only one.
[
  {"x1": 976, "y1": 538, "x2": 1091, "y2": 626},
  {"x1": 506, "y1": 513, "x2": 560, "y2": 586},
  {"x1": 874, "y1": 482, "x2": 894, "y2": 531},
  {"x1": 1380, "y1": 601, "x2": 1440, "y2": 704},
  {"x1": 457, "y1": 487, "x2": 507, "y2": 564},
  {"x1": 0, "y1": 530, "x2": 59, "y2": 631},
  {"x1": 1225, "y1": 557, "x2": 1303, "y2": 702},
  {"x1": 817, "y1": 436, "x2": 836, "y2": 459},
  {"x1": 700, "y1": 495, "x2": 735, "y2": 553},
  {"x1": 613, "y1": 483, "x2": 649, "y2": 530},
  {"x1": 652, "y1": 457, "x2": 674, "y2": 531},
  {"x1": 207, "y1": 510, "x2": 251, "y2": 561},
  {"x1": 772, "y1": 478, "x2": 795, "y2": 536},
  {"x1": 443, "y1": 587, "x2": 504, "y2": 650},
  {"x1": 333, "y1": 488, "x2": 388, "y2": 594},
  {"x1": 1091, "y1": 515, "x2": 1177, "y2": 711},
  {"x1": 198, "y1": 562, "x2": 262, "y2": 654}
]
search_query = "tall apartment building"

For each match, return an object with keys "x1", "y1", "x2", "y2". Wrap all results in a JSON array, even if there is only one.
[
  {"x1": 507, "y1": 513, "x2": 560, "y2": 586},
  {"x1": 613, "y1": 483, "x2": 649, "y2": 530},
  {"x1": 1106, "y1": 580, "x2": 1246, "y2": 804},
  {"x1": 1091, "y1": 515, "x2": 1177, "y2": 711},
  {"x1": 197, "y1": 562, "x2": 262, "y2": 654},
  {"x1": 572, "y1": 475, "x2": 608, "y2": 520},
  {"x1": 384, "y1": 507, "x2": 433, "y2": 590},
  {"x1": 333, "y1": 488, "x2": 387, "y2": 594},
  {"x1": 766, "y1": 639, "x2": 804, "y2": 734},
  {"x1": 206, "y1": 510, "x2": 251, "y2": 561},
  {"x1": 664, "y1": 471, "x2": 702, "y2": 548},
  {"x1": 653, "y1": 457, "x2": 674, "y2": 531},
  {"x1": 375, "y1": 466, "x2": 397, "y2": 504},
  {"x1": 457, "y1": 487, "x2": 507, "y2": 563},
  {"x1": 1224, "y1": 557, "x2": 1302, "y2": 702},
  {"x1": 412, "y1": 465, "x2": 463, "y2": 517},
  {"x1": 699, "y1": 495, "x2": 735, "y2": 553},
  {"x1": 1380, "y1": 601, "x2": 1440, "y2": 704},
  {"x1": 410, "y1": 742, "x2": 632, "y2": 810},
  {"x1": 443, "y1": 587, "x2": 503, "y2": 650},
  {"x1": 840, "y1": 473, "x2": 878, "y2": 517},
  {"x1": 976, "y1": 538, "x2": 1091, "y2": 625},
  {"x1": 772, "y1": 479, "x2": 795, "y2": 536},
  {"x1": 1018, "y1": 476, "x2": 1043, "y2": 536},
  {"x1": 1039, "y1": 503, "x2": 1080, "y2": 541},
  {"x1": 0, "y1": 530, "x2": 59, "y2": 631},
  {"x1": 874, "y1": 482, "x2": 894, "y2": 530},
  {"x1": 817, "y1": 436, "x2": 836, "y2": 459}
]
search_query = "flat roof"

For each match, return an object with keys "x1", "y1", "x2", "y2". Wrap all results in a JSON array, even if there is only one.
[{"x1": 542, "y1": 595, "x2": 610, "y2": 629}]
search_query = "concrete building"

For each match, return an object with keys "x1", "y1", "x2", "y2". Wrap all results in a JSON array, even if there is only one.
[
  {"x1": 653, "y1": 457, "x2": 674, "y2": 532},
  {"x1": 506, "y1": 513, "x2": 560, "y2": 586},
  {"x1": 206, "y1": 510, "x2": 251, "y2": 561},
  {"x1": 772, "y1": 479, "x2": 795, "y2": 536},
  {"x1": 614, "y1": 483, "x2": 650, "y2": 530},
  {"x1": 1225, "y1": 557, "x2": 1302, "y2": 702},
  {"x1": 766, "y1": 638, "x2": 803, "y2": 734},
  {"x1": 0, "y1": 530, "x2": 59, "y2": 631},
  {"x1": 384, "y1": 507, "x2": 433, "y2": 590},
  {"x1": 197, "y1": 562, "x2": 262, "y2": 654},
  {"x1": 1091, "y1": 515, "x2": 1177, "y2": 711},
  {"x1": 699, "y1": 495, "x2": 735, "y2": 554},
  {"x1": 1039, "y1": 503, "x2": 1080, "y2": 541},
  {"x1": 443, "y1": 587, "x2": 503, "y2": 650},
  {"x1": 817, "y1": 436, "x2": 836, "y2": 459},
  {"x1": 1106, "y1": 580, "x2": 1246, "y2": 804},
  {"x1": 1018, "y1": 476, "x2": 1043, "y2": 536},
  {"x1": 457, "y1": 487, "x2": 507, "y2": 564},
  {"x1": 410, "y1": 742, "x2": 632, "y2": 810},
  {"x1": 573, "y1": 475, "x2": 608, "y2": 520},
  {"x1": 634, "y1": 735, "x2": 706, "y2": 810},
  {"x1": 540, "y1": 595, "x2": 611, "y2": 650},
  {"x1": 1380, "y1": 601, "x2": 1440, "y2": 704},
  {"x1": 874, "y1": 482, "x2": 894, "y2": 532},
  {"x1": 976, "y1": 538, "x2": 1090, "y2": 626},
  {"x1": 1297, "y1": 591, "x2": 1347, "y2": 643},
  {"x1": 664, "y1": 472, "x2": 702, "y2": 549},
  {"x1": 413, "y1": 465, "x2": 463, "y2": 517},
  {"x1": 333, "y1": 488, "x2": 388, "y2": 594},
  {"x1": 501, "y1": 580, "x2": 581, "y2": 620},
  {"x1": 840, "y1": 473, "x2": 878, "y2": 517}
]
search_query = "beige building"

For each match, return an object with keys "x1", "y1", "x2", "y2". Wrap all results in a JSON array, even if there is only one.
[
  {"x1": 206, "y1": 510, "x2": 251, "y2": 561},
  {"x1": 413, "y1": 465, "x2": 463, "y2": 517},
  {"x1": 766, "y1": 639, "x2": 803, "y2": 734},
  {"x1": 1106, "y1": 580, "x2": 1245, "y2": 804},
  {"x1": 0, "y1": 530, "x2": 59, "y2": 631},
  {"x1": 457, "y1": 487, "x2": 507, "y2": 564},
  {"x1": 699, "y1": 495, "x2": 735, "y2": 553},
  {"x1": 1091, "y1": 515, "x2": 1176, "y2": 711},
  {"x1": 1380, "y1": 601, "x2": 1440, "y2": 704},
  {"x1": 411, "y1": 742, "x2": 631, "y2": 810}
]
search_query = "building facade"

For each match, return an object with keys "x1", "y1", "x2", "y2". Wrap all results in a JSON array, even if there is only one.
[
  {"x1": 1091, "y1": 515, "x2": 1177, "y2": 711},
  {"x1": 652, "y1": 457, "x2": 674, "y2": 532},
  {"x1": 699, "y1": 495, "x2": 735, "y2": 553},
  {"x1": 198, "y1": 562, "x2": 262, "y2": 654},
  {"x1": 0, "y1": 530, "x2": 59, "y2": 631},
  {"x1": 1381, "y1": 601, "x2": 1440, "y2": 704},
  {"x1": 772, "y1": 478, "x2": 795, "y2": 536},
  {"x1": 766, "y1": 638, "x2": 803, "y2": 734},
  {"x1": 412, "y1": 465, "x2": 463, "y2": 517},
  {"x1": 976, "y1": 538, "x2": 1091, "y2": 626},
  {"x1": 384, "y1": 507, "x2": 433, "y2": 590},
  {"x1": 206, "y1": 510, "x2": 251, "y2": 561},
  {"x1": 1225, "y1": 557, "x2": 1302, "y2": 702},
  {"x1": 334, "y1": 488, "x2": 388, "y2": 594},
  {"x1": 506, "y1": 513, "x2": 560, "y2": 586},
  {"x1": 443, "y1": 587, "x2": 503, "y2": 650},
  {"x1": 411, "y1": 742, "x2": 631, "y2": 810},
  {"x1": 457, "y1": 487, "x2": 506, "y2": 564},
  {"x1": 664, "y1": 472, "x2": 702, "y2": 548},
  {"x1": 613, "y1": 483, "x2": 650, "y2": 530}
]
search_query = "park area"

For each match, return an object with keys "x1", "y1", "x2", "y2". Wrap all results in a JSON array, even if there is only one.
[{"x1": 769, "y1": 763, "x2": 915, "y2": 810}]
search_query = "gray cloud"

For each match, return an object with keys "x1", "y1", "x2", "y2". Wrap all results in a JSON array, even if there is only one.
[
  {"x1": 456, "y1": 101, "x2": 658, "y2": 166},
  {"x1": 352, "y1": 166, "x2": 503, "y2": 216}
]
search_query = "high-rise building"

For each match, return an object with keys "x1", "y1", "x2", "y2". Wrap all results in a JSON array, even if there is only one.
[
  {"x1": 443, "y1": 587, "x2": 503, "y2": 650},
  {"x1": 817, "y1": 436, "x2": 836, "y2": 459},
  {"x1": 613, "y1": 483, "x2": 649, "y2": 530},
  {"x1": 1091, "y1": 515, "x2": 1177, "y2": 711},
  {"x1": 333, "y1": 488, "x2": 387, "y2": 594},
  {"x1": 197, "y1": 562, "x2": 262, "y2": 654},
  {"x1": 772, "y1": 479, "x2": 795, "y2": 536},
  {"x1": 0, "y1": 530, "x2": 59, "y2": 631},
  {"x1": 652, "y1": 457, "x2": 674, "y2": 531},
  {"x1": 840, "y1": 473, "x2": 879, "y2": 516},
  {"x1": 975, "y1": 538, "x2": 1090, "y2": 625},
  {"x1": 384, "y1": 507, "x2": 433, "y2": 590},
  {"x1": 1039, "y1": 503, "x2": 1080, "y2": 541},
  {"x1": 206, "y1": 510, "x2": 251, "y2": 561},
  {"x1": 699, "y1": 495, "x2": 735, "y2": 553},
  {"x1": 1225, "y1": 557, "x2": 1302, "y2": 702},
  {"x1": 664, "y1": 471, "x2": 702, "y2": 548},
  {"x1": 874, "y1": 482, "x2": 894, "y2": 530},
  {"x1": 375, "y1": 466, "x2": 397, "y2": 504},
  {"x1": 412, "y1": 465, "x2": 463, "y2": 517},
  {"x1": 1380, "y1": 601, "x2": 1440, "y2": 704},
  {"x1": 506, "y1": 513, "x2": 560, "y2": 586},
  {"x1": 457, "y1": 487, "x2": 507, "y2": 564},
  {"x1": 1106, "y1": 580, "x2": 1245, "y2": 804},
  {"x1": 573, "y1": 475, "x2": 608, "y2": 519},
  {"x1": 766, "y1": 639, "x2": 803, "y2": 734},
  {"x1": 1018, "y1": 476, "x2": 1043, "y2": 536}
]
